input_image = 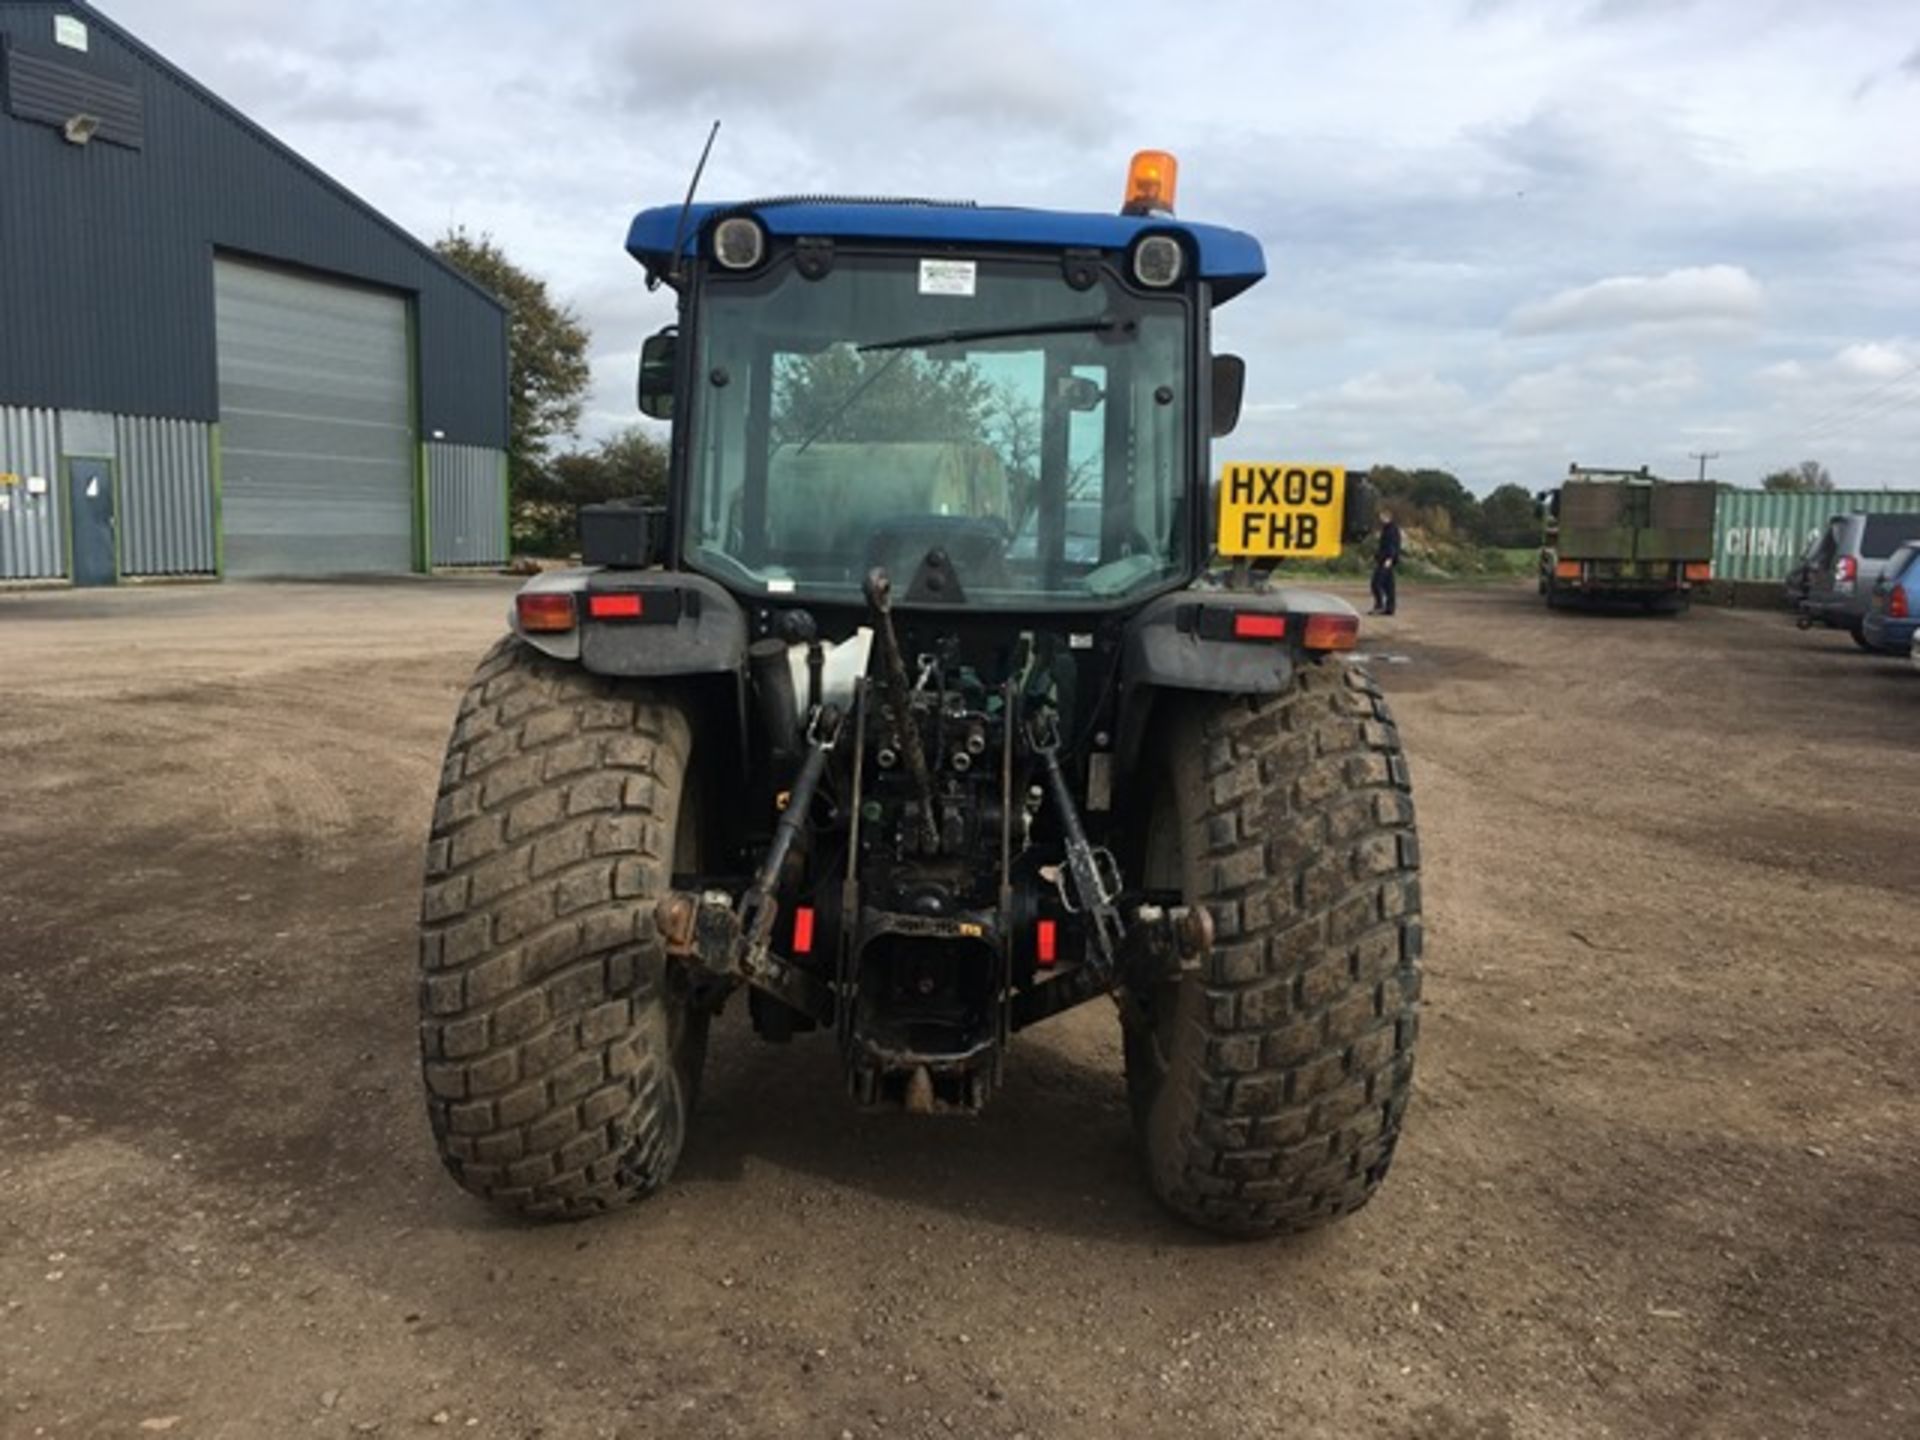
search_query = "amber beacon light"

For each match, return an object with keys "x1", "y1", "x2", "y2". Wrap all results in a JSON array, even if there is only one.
[{"x1": 1122, "y1": 150, "x2": 1179, "y2": 216}]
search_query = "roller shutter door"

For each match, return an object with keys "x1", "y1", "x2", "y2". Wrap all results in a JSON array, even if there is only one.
[{"x1": 215, "y1": 257, "x2": 415, "y2": 575}]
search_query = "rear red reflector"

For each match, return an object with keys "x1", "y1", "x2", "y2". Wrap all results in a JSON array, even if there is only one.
[
  {"x1": 515, "y1": 592, "x2": 576, "y2": 633},
  {"x1": 1036, "y1": 920, "x2": 1058, "y2": 967},
  {"x1": 587, "y1": 592, "x2": 644, "y2": 619},
  {"x1": 792, "y1": 906, "x2": 815, "y2": 955},
  {"x1": 1232, "y1": 612, "x2": 1286, "y2": 640},
  {"x1": 1301, "y1": 613, "x2": 1359, "y2": 652},
  {"x1": 1683, "y1": 562, "x2": 1712, "y2": 582}
]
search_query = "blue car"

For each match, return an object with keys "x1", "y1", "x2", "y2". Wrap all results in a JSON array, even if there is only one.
[{"x1": 1861, "y1": 541, "x2": 1920, "y2": 654}]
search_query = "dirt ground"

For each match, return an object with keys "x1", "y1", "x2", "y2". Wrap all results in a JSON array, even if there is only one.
[{"x1": 2, "y1": 578, "x2": 1915, "y2": 1440}]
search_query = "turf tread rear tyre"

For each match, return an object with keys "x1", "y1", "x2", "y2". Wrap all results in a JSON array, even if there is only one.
[
  {"x1": 1126, "y1": 660, "x2": 1422, "y2": 1236},
  {"x1": 417, "y1": 637, "x2": 703, "y2": 1219}
]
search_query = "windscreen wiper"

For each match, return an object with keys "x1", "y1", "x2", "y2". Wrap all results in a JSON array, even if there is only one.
[{"x1": 857, "y1": 316, "x2": 1133, "y2": 353}]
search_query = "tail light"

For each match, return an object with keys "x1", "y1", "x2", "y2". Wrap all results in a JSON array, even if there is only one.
[
  {"x1": 1683, "y1": 562, "x2": 1712, "y2": 582},
  {"x1": 1301, "y1": 613, "x2": 1359, "y2": 652},
  {"x1": 586, "y1": 592, "x2": 644, "y2": 620},
  {"x1": 1836, "y1": 555, "x2": 1857, "y2": 589},
  {"x1": 1892, "y1": 585, "x2": 1910, "y2": 620},
  {"x1": 1196, "y1": 607, "x2": 1284, "y2": 641},
  {"x1": 515, "y1": 592, "x2": 576, "y2": 633},
  {"x1": 1231, "y1": 612, "x2": 1286, "y2": 640},
  {"x1": 1553, "y1": 560, "x2": 1582, "y2": 580}
]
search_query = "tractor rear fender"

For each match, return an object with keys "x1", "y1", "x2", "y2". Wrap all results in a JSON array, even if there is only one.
[
  {"x1": 1114, "y1": 585, "x2": 1359, "y2": 772},
  {"x1": 508, "y1": 568, "x2": 749, "y2": 677},
  {"x1": 507, "y1": 567, "x2": 750, "y2": 789}
]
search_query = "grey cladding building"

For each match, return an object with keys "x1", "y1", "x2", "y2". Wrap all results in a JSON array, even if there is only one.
[{"x1": 1, "y1": 1, "x2": 510, "y2": 582}]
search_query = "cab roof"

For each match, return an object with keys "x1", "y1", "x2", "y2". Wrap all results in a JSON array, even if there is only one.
[{"x1": 626, "y1": 200, "x2": 1267, "y2": 302}]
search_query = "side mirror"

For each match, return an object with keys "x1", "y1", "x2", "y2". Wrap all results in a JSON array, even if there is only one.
[
  {"x1": 1058, "y1": 375, "x2": 1104, "y2": 412},
  {"x1": 1210, "y1": 354, "x2": 1246, "y2": 438},
  {"x1": 637, "y1": 327, "x2": 677, "y2": 421}
]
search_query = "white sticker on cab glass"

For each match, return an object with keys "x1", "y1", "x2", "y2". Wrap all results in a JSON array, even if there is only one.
[{"x1": 919, "y1": 260, "x2": 976, "y2": 298}]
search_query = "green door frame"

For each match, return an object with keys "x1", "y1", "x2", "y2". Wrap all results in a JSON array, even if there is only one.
[{"x1": 409, "y1": 298, "x2": 430, "y2": 573}]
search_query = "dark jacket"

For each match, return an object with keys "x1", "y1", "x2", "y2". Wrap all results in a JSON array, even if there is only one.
[{"x1": 1377, "y1": 522, "x2": 1403, "y2": 565}]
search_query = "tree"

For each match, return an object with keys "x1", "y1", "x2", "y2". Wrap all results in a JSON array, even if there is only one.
[
  {"x1": 772, "y1": 347, "x2": 997, "y2": 446},
  {"x1": 433, "y1": 228, "x2": 592, "y2": 485},
  {"x1": 1761, "y1": 460, "x2": 1835, "y2": 493},
  {"x1": 516, "y1": 427, "x2": 668, "y2": 556},
  {"x1": 1478, "y1": 483, "x2": 1540, "y2": 547},
  {"x1": 1406, "y1": 469, "x2": 1478, "y2": 531}
]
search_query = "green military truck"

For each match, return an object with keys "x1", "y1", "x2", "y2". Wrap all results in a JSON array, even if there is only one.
[{"x1": 1538, "y1": 464, "x2": 1717, "y2": 611}]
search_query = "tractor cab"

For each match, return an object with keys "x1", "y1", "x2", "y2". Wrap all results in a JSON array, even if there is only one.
[{"x1": 616, "y1": 152, "x2": 1265, "y2": 613}]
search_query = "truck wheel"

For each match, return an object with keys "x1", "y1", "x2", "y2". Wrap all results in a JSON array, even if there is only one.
[
  {"x1": 1123, "y1": 660, "x2": 1421, "y2": 1237},
  {"x1": 418, "y1": 638, "x2": 709, "y2": 1219}
]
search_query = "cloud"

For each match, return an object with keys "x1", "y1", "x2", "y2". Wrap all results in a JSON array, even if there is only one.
[
  {"x1": 606, "y1": 15, "x2": 846, "y2": 114},
  {"x1": 599, "y1": 6, "x2": 1111, "y2": 146},
  {"x1": 1756, "y1": 341, "x2": 1919, "y2": 392},
  {"x1": 1507, "y1": 265, "x2": 1764, "y2": 335},
  {"x1": 1832, "y1": 341, "x2": 1917, "y2": 380},
  {"x1": 901, "y1": 34, "x2": 1112, "y2": 143},
  {"x1": 1315, "y1": 371, "x2": 1474, "y2": 416},
  {"x1": 83, "y1": 0, "x2": 1920, "y2": 493}
]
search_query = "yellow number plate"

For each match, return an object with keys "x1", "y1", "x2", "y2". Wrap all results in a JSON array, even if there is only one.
[{"x1": 1217, "y1": 464, "x2": 1346, "y2": 558}]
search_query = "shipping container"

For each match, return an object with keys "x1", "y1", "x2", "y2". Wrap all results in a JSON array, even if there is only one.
[{"x1": 1712, "y1": 490, "x2": 1920, "y2": 582}]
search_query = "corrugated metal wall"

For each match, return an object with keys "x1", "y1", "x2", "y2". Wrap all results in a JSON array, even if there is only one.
[
  {"x1": 0, "y1": 404, "x2": 63, "y2": 579},
  {"x1": 116, "y1": 414, "x2": 213, "y2": 575},
  {"x1": 428, "y1": 442, "x2": 508, "y2": 566},
  {"x1": 1714, "y1": 490, "x2": 1920, "y2": 581},
  {"x1": 0, "y1": 3, "x2": 507, "y2": 448}
]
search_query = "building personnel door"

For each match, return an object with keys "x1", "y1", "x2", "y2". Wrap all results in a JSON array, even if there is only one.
[{"x1": 67, "y1": 458, "x2": 117, "y2": 587}]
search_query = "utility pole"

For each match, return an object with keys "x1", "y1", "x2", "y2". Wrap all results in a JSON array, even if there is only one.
[{"x1": 1688, "y1": 450, "x2": 1720, "y2": 483}]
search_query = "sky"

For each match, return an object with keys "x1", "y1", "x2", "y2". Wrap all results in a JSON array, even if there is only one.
[{"x1": 101, "y1": 0, "x2": 1920, "y2": 494}]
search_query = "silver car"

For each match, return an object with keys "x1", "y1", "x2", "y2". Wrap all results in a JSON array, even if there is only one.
[{"x1": 1796, "y1": 511, "x2": 1920, "y2": 650}]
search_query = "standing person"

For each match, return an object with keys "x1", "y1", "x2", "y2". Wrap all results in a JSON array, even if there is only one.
[{"x1": 1370, "y1": 509, "x2": 1403, "y2": 616}]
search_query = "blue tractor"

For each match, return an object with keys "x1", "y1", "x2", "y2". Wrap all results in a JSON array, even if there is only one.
[{"x1": 419, "y1": 153, "x2": 1422, "y2": 1235}]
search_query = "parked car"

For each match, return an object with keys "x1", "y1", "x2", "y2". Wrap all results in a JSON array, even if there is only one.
[
  {"x1": 1862, "y1": 541, "x2": 1920, "y2": 655},
  {"x1": 1795, "y1": 512, "x2": 1920, "y2": 649}
]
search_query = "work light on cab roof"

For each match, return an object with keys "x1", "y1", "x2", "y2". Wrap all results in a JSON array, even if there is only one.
[{"x1": 418, "y1": 140, "x2": 1423, "y2": 1247}]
